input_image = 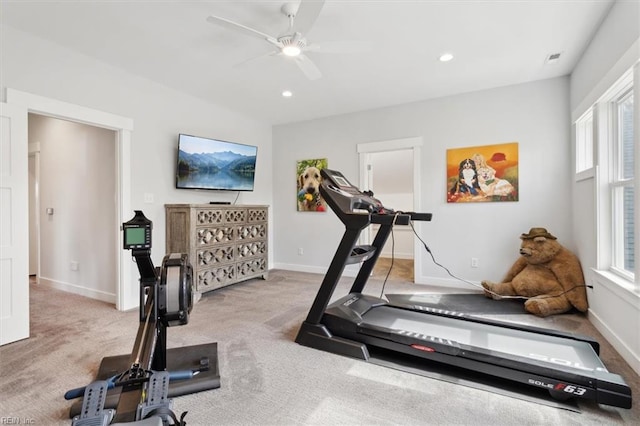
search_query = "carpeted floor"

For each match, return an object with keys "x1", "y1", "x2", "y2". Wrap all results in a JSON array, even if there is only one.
[{"x1": 0, "y1": 269, "x2": 638, "y2": 425}]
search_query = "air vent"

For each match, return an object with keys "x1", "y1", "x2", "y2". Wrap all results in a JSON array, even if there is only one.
[{"x1": 545, "y1": 52, "x2": 562, "y2": 64}]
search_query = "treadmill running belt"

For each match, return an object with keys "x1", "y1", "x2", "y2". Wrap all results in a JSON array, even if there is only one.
[
  {"x1": 362, "y1": 306, "x2": 606, "y2": 372},
  {"x1": 386, "y1": 293, "x2": 527, "y2": 315}
]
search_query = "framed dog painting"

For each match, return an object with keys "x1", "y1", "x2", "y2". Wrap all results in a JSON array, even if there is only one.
[
  {"x1": 446, "y1": 142, "x2": 519, "y2": 203},
  {"x1": 297, "y1": 158, "x2": 328, "y2": 212}
]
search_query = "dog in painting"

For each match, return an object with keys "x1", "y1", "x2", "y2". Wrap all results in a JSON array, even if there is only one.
[
  {"x1": 298, "y1": 166, "x2": 327, "y2": 211},
  {"x1": 449, "y1": 158, "x2": 483, "y2": 196}
]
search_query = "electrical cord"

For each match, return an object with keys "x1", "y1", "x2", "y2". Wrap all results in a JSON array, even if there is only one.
[
  {"x1": 378, "y1": 212, "x2": 400, "y2": 299},
  {"x1": 408, "y1": 220, "x2": 592, "y2": 301}
]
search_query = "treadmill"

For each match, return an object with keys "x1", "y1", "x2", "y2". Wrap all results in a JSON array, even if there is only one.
[{"x1": 295, "y1": 168, "x2": 632, "y2": 409}]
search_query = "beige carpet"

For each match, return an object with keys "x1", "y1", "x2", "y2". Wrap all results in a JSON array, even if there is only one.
[{"x1": 0, "y1": 270, "x2": 638, "y2": 425}]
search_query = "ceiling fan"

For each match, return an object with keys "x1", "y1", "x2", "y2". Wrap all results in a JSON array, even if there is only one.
[{"x1": 206, "y1": 0, "x2": 368, "y2": 80}]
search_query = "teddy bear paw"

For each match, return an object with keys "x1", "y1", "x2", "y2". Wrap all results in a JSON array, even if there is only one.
[
  {"x1": 480, "y1": 281, "x2": 498, "y2": 299},
  {"x1": 524, "y1": 299, "x2": 551, "y2": 317}
]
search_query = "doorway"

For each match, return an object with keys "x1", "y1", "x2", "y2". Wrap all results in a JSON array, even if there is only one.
[
  {"x1": 7, "y1": 88, "x2": 136, "y2": 313},
  {"x1": 28, "y1": 114, "x2": 117, "y2": 300},
  {"x1": 357, "y1": 137, "x2": 423, "y2": 283}
]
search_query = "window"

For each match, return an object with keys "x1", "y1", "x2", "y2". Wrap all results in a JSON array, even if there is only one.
[
  {"x1": 581, "y1": 68, "x2": 636, "y2": 285},
  {"x1": 612, "y1": 90, "x2": 634, "y2": 276},
  {"x1": 575, "y1": 109, "x2": 593, "y2": 175}
]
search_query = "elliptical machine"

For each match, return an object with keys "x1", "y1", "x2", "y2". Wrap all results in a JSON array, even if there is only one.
[{"x1": 66, "y1": 211, "x2": 220, "y2": 425}]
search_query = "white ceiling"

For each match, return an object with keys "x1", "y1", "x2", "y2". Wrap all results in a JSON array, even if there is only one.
[{"x1": 2, "y1": 0, "x2": 613, "y2": 125}]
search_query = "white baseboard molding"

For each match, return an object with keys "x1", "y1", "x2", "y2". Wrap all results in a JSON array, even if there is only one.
[
  {"x1": 588, "y1": 308, "x2": 640, "y2": 376},
  {"x1": 39, "y1": 277, "x2": 116, "y2": 304},
  {"x1": 414, "y1": 275, "x2": 484, "y2": 292},
  {"x1": 273, "y1": 265, "x2": 481, "y2": 292},
  {"x1": 272, "y1": 263, "x2": 360, "y2": 278}
]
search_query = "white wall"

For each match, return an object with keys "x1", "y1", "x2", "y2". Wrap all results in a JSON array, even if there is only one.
[
  {"x1": 569, "y1": 0, "x2": 640, "y2": 374},
  {"x1": 1, "y1": 25, "x2": 273, "y2": 299},
  {"x1": 29, "y1": 114, "x2": 117, "y2": 300},
  {"x1": 273, "y1": 76, "x2": 573, "y2": 287}
]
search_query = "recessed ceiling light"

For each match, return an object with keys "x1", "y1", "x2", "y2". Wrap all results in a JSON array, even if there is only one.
[
  {"x1": 282, "y1": 90, "x2": 293, "y2": 98},
  {"x1": 439, "y1": 53, "x2": 454, "y2": 62}
]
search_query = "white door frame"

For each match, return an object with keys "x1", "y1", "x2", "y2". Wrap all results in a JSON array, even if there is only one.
[
  {"x1": 28, "y1": 144, "x2": 40, "y2": 281},
  {"x1": 357, "y1": 137, "x2": 423, "y2": 283},
  {"x1": 7, "y1": 89, "x2": 136, "y2": 311}
]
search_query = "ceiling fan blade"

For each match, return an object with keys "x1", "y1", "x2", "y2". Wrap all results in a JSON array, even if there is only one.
[
  {"x1": 305, "y1": 40, "x2": 372, "y2": 54},
  {"x1": 233, "y1": 50, "x2": 280, "y2": 68},
  {"x1": 207, "y1": 15, "x2": 281, "y2": 47},
  {"x1": 293, "y1": 54, "x2": 322, "y2": 80},
  {"x1": 291, "y1": 0, "x2": 326, "y2": 35}
]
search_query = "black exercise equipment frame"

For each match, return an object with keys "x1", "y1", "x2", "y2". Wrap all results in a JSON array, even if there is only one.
[
  {"x1": 295, "y1": 169, "x2": 632, "y2": 409},
  {"x1": 68, "y1": 211, "x2": 220, "y2": 423}
]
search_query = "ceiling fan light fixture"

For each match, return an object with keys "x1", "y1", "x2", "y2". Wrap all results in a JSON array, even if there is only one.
[{"x1": 282, "y1": 45, "x2": 302, "y2": 57}]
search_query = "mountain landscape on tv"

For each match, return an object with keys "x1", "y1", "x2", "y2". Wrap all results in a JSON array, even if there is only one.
[{"x1": 177, "y1": 149, "x2": 256, "y2": 190}]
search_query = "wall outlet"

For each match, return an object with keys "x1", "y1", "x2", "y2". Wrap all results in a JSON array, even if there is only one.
[
  {"x1": 70, "y1": 261, "x2": 79, "y2": 271},
  {"x1": 471, "y1": 258, "x2": 479, "y2": 268},
  {"x1": 298, "y1": 248, "x2": 304, "y2": 256}
]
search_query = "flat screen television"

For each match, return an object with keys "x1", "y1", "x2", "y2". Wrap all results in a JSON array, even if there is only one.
[{"x1": 176, "y1": 133, "x2": 257, "y2": 191}]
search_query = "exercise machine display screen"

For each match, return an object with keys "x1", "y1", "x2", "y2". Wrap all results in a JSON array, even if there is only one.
[
  {"x1": 123, "y1": 210, "x2": 152, "y2": 250},
  {"x1": 125, "y1": 227, "x2": 147, "y2": 247}
]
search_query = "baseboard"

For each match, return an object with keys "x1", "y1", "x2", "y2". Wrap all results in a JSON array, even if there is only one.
[
  {"x1": 38, "y1": 277, "x2": 116, "y2": 304},
  {"x1": 588, "y1": 308, "x2": 640, "y2": 376},
  {"x1": 273, "y1": 264, "x2": 481, "y2": 290},
  {"x1": 414, "y1": 275, "x2": 484, "y2": 292},
  {"x1": 272, "y1": 263, "x2": 360, "y2": 277}
]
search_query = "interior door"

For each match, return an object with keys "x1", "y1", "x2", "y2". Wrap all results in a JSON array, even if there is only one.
[{"x1": 0, "y1": 102, "x2": 29, "y2": 345}]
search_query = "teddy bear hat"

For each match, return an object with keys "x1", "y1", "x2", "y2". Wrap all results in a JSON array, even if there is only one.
[{"x1": 520, "y1": 227, "x2": 557, "y2": 240}]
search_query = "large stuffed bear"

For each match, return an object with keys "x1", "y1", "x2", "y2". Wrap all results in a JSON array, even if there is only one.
[{"x1": 481, "y1": 228, "x2": 588, "y2": 317}]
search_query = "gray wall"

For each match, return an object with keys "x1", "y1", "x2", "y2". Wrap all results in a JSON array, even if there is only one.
[
  {"x1": 2, "y1": 25, "x2": 273, "y2": 300},
  {"x1": 273, "y1": 76, "x2": 573, "y2": 286}
]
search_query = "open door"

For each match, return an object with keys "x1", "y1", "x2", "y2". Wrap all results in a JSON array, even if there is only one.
[{"x1": 0, "y1": 102, "x2": 29, "y2": 345}]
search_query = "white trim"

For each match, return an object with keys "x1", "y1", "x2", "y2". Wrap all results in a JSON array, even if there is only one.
[
  {"x1": 7, "y1": 89, "x2": 136, "y2": 311},
  {"x1": 28, "y1": 144, "x2": 41, "y2": 282},
  {"x1": 589, "y1": 268, "x2": 640, "y2": 375},
  {"x1": 357, "y1": 136, "x2": 423, "y2": 153},
  {"x1": 273, "y1": 263, "x2": 359, "y2": 278},
  {"x1": 575, "y1": 168, "x2": 595, "y2": 182},
  {"x1": 572, "y1": 38, "x2": 640, "y2": 121},
  {"x1": 39, "y1": 277, "x2": 116, "y2": 304}
]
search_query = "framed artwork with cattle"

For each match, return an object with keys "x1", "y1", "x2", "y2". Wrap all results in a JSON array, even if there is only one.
[{"x1": 446, "y1": 142, "x2": 519, "y2": 203}]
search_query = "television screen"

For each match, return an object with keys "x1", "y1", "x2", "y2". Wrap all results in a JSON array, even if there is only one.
[{"x1": 176, "y1": 134, "x2": 257, "y2": 191}]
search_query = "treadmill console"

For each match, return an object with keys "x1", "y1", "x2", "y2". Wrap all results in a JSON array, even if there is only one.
[
  {"x1": 320, "y1": 169, "x2": 433, "y2": 227},
  {"x1": 320, "y1": 169, "x2": 388, "y2": 214}
]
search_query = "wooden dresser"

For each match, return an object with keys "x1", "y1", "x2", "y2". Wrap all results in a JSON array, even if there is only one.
[{"x1": 165, "y1": 204, "x2": 268, "y2": 294}]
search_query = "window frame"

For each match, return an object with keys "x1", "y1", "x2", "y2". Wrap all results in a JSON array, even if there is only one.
[{"x1": 591, "y1": 68, "x2": 636, "y2": 286}]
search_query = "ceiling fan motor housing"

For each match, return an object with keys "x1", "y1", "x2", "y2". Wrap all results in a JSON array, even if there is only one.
[{"x1": 279, "y1": 32, "x2": 306, "y2": 56}]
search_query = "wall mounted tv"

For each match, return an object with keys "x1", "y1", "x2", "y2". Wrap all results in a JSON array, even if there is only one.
[{"x1": 176, "y1": 133, "x2": 257, "y2": 191}]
